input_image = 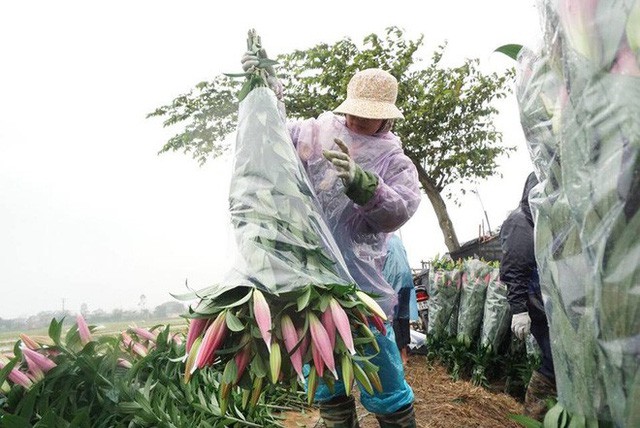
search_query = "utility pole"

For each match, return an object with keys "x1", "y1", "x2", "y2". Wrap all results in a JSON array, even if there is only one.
[{"x1": 472, "y1": 187, "x2": 492, "y2": 236}]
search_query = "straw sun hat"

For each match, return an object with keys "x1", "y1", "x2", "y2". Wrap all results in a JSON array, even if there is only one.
[{"x1": 333, "y1": 68, "x2": 404, "y2": 120}]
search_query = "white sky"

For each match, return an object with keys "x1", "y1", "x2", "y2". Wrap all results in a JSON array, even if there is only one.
[{"x1": 0, "y1": 1, "x2": 543, "y2": 319}]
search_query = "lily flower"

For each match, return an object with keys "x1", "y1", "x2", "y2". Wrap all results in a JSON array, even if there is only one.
[
  {"x1": 19, "y1": 334, "x2": 40, "y2": 350},
  {"x1": 355, "y1": 291, "x2": 387, "y2": 321},
  {"x1": 194, "y1": 310, "x2": 228, "y2": 369},
  {"x1": 370, "y1": 315, "x2": 387, "y2": 336},
  {"x1": 296, "y1": 326, "x2": 309, "y2": 358},
  {"x1": 269, "y1": 341, "x2": 282, "y2": 384},
  {"x1": 130, "y1": 327, "x2": 158, "y2": 343},
  {"x1": 557, "y1": 0, "x2": 600, "y2": 63},
  {"x1": 321, "y1": 309, "x2": 336, "y2": 348},
  {"x1": 311, "y1": 342, "x2": 325, "y2": 377},
  {"x1": 329, "y1": 298, "x2": 355, "y2": 355},
  {"x1": 117, "y1": 358, "x2": 133, "y2": 369},
  {"x1": 234, "y1": 334, "x2": 253, "y2": 384},
  {"x1": 610, "y1": 40, "x2": 640, "y2": 76},
  {"x1": 185, "y1": 317, "x2": 209, "y2": 353},
  {"x1": 253, "y1": 289, "x2": 272, "y2": 352},
  {"x1": 76, "y1": 314, "x2": 92, "y2": 345},
  {"x1": 21, "y1": 348, "x2": 56, "y2": 373},
  {"x1": 0, "y1": 361, "x2": 32, "y2": 389},
  {"x1": 308, "y1": 312, "x2": 337, "y2": 378},
  {"x1": 280, "y1": 314, "x2": 303, "y2": 381},
  {"x1": 184, "y1": 337, "x2": 202, "y2": 383},
  {"x1": 121, "y1": 332, "x2": 148, "y2": 358}
]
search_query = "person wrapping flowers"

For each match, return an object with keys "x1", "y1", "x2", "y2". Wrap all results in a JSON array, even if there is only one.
[{"x1": 242, "y1": 53, "x2": 422, "y2": 427}]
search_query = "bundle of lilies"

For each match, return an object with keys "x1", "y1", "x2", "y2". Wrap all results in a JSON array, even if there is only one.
[{"x1": 175, "y1": 30, "x2": 387, "y2": 412}]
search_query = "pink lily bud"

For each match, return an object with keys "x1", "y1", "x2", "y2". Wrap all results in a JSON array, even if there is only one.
[
  {"x1": 321, "y1": 310, "x2": 336, "y2": 348},
  {"x1": 370, "y1": 315, "x2": 387, "y2": 336},
  {"x1": 311, "y1": 342, "x2": 325, "y2": 377},
  {"x1": 280, "y1": 314, "x2": 303, "y2": 381},
  {"x1": 121, "y1": 332, "x2": 148, "y2": 357},
  {"x1": 0, "y1": 362, "x2": 33, "y2": 389},
  {"x1": 329, "y1": 298, "x2": 355, "y2": 355},
  {"x1": 296, "y1": 326, "x2": 309, "y2": 358},
  {"x1": 117, "y1": 358, "x2": 133, "y2": 369},
  {"x1": 253, "y1": 289, "x2": 272, "y2": 353},
  {"x1": 557, "y1": 0, "x2": 600, "y2": 63},
  {"x1": 186, "y1": 318, "x2": 209, "y2": 353},
  {"x1": 171, "y1": 333, "x2": 183, "y2": 346},
  {"x1": 234, "y1": 345, "x2": 252, "y2": 385},
  {"x1": 195, "y1": 310, "x2": 228, "y2": 369},
  {"x1": 130, "y1": 327, "x2": 158, "y2": 343},
  {"x1": 19, "y1": 334, "x2": 40, "y2": 350},
  {"x1": 21, "y1": 348, "x2": 56, "y2": 373},
  {"x1": 308, "y1": 312, "x2": 337, "y2": 379},
  {"x1": 610, "y1": 41, "x2": 640, "y2": 76},
  {"x1": 26, "y1": 362, "x2": 45, "y2": 383},
  {"x1": 76, "y1": 314, "x2": 92, "y2": 345}
]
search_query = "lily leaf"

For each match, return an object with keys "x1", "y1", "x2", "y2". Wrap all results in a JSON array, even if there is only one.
[{"x1": 494, "y1": 44, "x2": 523, "y2": 60}]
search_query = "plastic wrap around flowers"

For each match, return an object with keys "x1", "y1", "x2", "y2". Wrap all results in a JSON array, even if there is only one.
[
  {"x1": 516, "y1": 0, "x2": 640, "y2": 425},
  {"x1": 173, "y1": 33, "x2": 389, "y2": 414}
]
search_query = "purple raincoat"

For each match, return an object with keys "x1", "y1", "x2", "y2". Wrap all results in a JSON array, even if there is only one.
[{"x1": 289, "y1": 112, "x2": 421, "y2": 317}]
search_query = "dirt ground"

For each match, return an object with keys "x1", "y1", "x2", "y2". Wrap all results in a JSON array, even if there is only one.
[{"x1": 282, "y1": 353, "x2": 524, "y2": 428}]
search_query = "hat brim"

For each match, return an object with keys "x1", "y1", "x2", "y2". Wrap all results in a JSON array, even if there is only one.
[{"x1": 334, "y1": 98, "x2": 404, "y2": 120}]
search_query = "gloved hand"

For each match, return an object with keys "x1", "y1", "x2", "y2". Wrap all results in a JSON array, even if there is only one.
[
  {"x1": 240, "y1": 50, "x2": 283, "y2": 100},
  {"x1": 241, "y1": 51, "x2": 261, "y2": 73},
  {"x1": 511, "y1": 312, "x2": 531, "y2": 340},
  {"x1": 323, "y1": 138, "x2": 356, "y2": 185}
]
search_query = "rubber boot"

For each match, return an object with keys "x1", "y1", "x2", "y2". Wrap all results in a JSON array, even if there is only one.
[
  {"x1": 318, "y1": 395, "x2": 360, "y2": 428},
  {"x1": 374, "y1": 403, "x2": 416, "y2": 428},
  {"x1": 524, "y1": 370, "x2": 557, "y2": 421}
]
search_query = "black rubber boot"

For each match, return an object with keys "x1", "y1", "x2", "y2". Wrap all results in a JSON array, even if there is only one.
[
  {"x1": 524, "y1": 370, "x2": 557, "y2": 420},
  {"x1": 318, "y1": 395, "x2": 360, "y2": 428},
  {"x1": 374, "y1": 403, "x2": 417, "y2": 428}
]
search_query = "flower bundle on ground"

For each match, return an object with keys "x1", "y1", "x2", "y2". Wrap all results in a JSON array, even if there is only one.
[
  {"x1": 516, "y1": 0, "x2": 640, "y2": 425},
  {"x1": 0, "y1": 316, "x2": 305, "y2": 427}
]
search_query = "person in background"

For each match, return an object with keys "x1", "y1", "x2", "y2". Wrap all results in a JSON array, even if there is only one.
[
  {"x1": 382, "y1": 234, "x2": 415, "y2": 366},
  {"x1": 243, "y1": 52, "x2": 421, "y2": 428},
  {"x1": 499, "y1": 172, "x2": 556, "y2": 420}
]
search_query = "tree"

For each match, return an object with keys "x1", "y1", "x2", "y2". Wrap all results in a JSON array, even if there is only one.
[{"x1": 147, "y1": 27, "x2": 515, "y2": 252}]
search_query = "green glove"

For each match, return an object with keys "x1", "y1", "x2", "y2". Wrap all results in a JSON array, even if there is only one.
[{"x1": 323, "y1": 138, "x2": 379, "y2": 205}]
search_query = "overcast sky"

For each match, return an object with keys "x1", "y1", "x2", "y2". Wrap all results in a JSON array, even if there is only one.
[{"x1": 0, "y1": 1, "x2": 542, "y2": 319}]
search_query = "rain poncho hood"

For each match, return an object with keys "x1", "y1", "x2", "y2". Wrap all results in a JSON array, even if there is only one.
[
  {"x1": 288, "y1": 112, "x2": 421, "y2": 317},
  {"x1": 520, "y1": 171, "x2": 538, "y2": 226}
]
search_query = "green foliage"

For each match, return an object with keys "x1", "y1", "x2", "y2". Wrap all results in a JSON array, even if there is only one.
[
  {"x1": 425, "y1": 332, "x2": 538, "y2": 398},
  {"x1": 0, "y1": 319, "x2": 306, "y2": 427},
  {"x1": 495, "y1": 44, "x2": 523, "y2": 61},
  {"x1": 148, "y1": 26, "x2": 515, "y2": 197}
]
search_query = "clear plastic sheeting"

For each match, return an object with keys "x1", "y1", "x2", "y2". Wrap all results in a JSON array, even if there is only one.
[
  {"x1": 426, "y1": 265, "x2": 462, "y2": 337},
  {"x1": 516, "y1": 0, "x2": 640, "y2": 424},
  {"x1": 456, "y1": 259, "x2": 492, "y2": 346},
  {"x1": 218, "y1": 87, "x2": 354, "y2": 298},
  {"x1": 479, "y1": 267, "x2": 510, "y2": 352}
]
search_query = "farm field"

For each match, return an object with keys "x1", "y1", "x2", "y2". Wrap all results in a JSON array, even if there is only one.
[{"x1": 0, "y1": 317, "x2": 187, "y2": 353}]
